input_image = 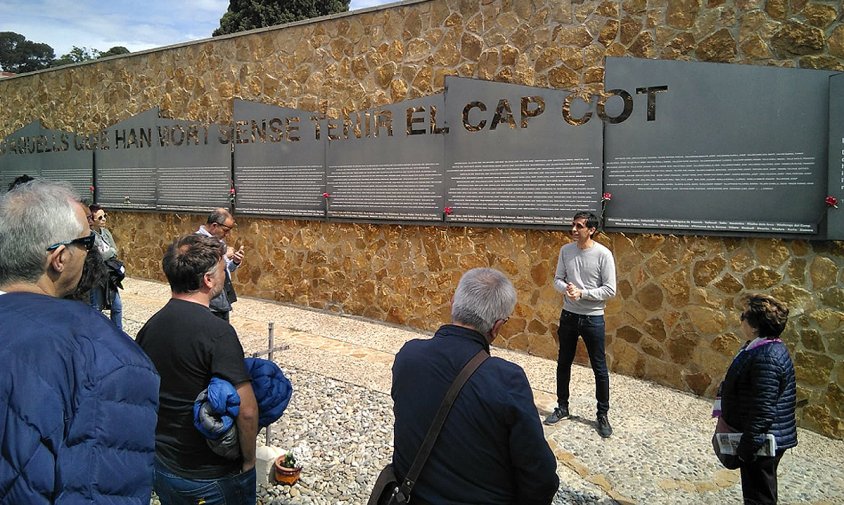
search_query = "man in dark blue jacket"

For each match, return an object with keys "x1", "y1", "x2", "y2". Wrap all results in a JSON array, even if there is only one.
[
  {"x1": 391, "y1": 268, "x2": 559, "y2": 505},
  {"x1": 0, "y1": 179, "x2": 160, "y2": 504}
]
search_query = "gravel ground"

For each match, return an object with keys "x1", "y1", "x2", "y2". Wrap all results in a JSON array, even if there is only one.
[
  {"x1": 146, "y1": 363, "x2": 612, "y2": 504},
  {"x1": 124, "y1": 277, "x2": 844, "y2": 505},
  {"x1": 258, "y1": 366, "x2": 610, "y2": 505}
]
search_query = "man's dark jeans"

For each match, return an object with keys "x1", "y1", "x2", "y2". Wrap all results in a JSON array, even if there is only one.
[
  {"x1": 556, "y1": 310, "x2": 610, "y2": 416},
  {"x1": 153, "y1": 457, "x2": 256, "y2": 505}
]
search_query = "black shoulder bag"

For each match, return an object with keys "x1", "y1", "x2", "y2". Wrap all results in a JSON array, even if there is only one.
[{"x1": 367, "y1": 349, "x2": 489, "y2": 505}]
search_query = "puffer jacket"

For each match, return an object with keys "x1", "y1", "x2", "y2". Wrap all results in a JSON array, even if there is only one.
[
  {"x1": 720, "y1": 339, "x2": 798, "y2": 460},
  {"x1": 194, "y1": 357, "x2": 292, "y2": 458},
  {"x1": 0, "y1": 292, "x2": 160, "y2": 505}
]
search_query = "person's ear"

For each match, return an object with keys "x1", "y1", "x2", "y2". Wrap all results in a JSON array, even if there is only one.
[
  {"x1": 202, "y1": 271, "x2": 215, "y2": 290},
  {"x1": 48, "y1": 247, "x2": 67, "y2": 274},
  {"x1": 488, "y1": 318, "x2": 507, "y2": 341}
]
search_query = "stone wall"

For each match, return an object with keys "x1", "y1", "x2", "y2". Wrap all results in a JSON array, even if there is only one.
[{"x1": 1, "y1": 0, "x2": 842, "y2": 438}]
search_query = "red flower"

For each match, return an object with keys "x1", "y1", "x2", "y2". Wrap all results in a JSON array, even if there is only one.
[
  {"x1": 444, "y1": 207, "x2": 454, "y2": 216},
  {"x1": 825, "y1": 196, "x2": 838, "y2": 209},
  {"x1": 602, "y1": 192, "x2": 612, "y2": 202},
  {"x1": 322, "y1": 192, "x2": 331, "y2": 199},
  {"x1": 89, "y1": 186, "x2": 95, "y2": 192},
  {"x1": 229, "y1": 188, "x2": 236, "y2": 195}
]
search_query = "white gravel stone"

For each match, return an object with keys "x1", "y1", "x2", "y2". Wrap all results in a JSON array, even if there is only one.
[{"x1": 119, "y1": 278, "x2": 843, "y2": 505}]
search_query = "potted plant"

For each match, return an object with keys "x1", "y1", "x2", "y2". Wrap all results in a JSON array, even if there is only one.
[{"x1": 273, "y1": 444, "x2": 311, "y2": 485}]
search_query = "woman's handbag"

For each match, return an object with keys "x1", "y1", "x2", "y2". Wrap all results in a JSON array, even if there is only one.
[
  {"x1": 104, "y1": 258, "x2": 126, "y2": 289},
  {"x1": 367, "y1": 350, "x2": 489, "y2": 505},
  {"x1": 712, "y1": 416, "x2": 741, "y2": 469}
]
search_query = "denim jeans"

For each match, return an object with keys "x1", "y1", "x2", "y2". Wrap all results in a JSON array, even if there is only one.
[
  {"x1": 90, "y1": 286, "x2": 123, "y2": 331},
  {"x1": 153, "y1": 457, "x2": 256, "y2": 505},
  {"x1": 556, "y1": 310, "x2": 610, "y2": 416}
]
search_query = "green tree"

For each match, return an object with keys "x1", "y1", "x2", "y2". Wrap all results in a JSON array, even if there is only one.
[
  {"x1": 0, "y1": 31, "x2": 55, "y2": 73},
  {"x1": 213, "y1": 0, "x2": 350, "y2": 36},
  {"x1": 52, "y1": 46, "x2": 130, "y2": 67},
  {"x1": 99, "y1": 46, "x2": 131, "y2": 58},
  {"x1": 52, "y1": 46, "x2": 102, "y2": 67}
]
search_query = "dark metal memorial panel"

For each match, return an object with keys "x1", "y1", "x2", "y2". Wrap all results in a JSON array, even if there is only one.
[
  {"x1": 4, "y1": 65, "x2": 842, "y2": 239},
  {"x1": 154, "y1": 118, "x2": 231, "y2": 212},
  {"x1": 233, "y1": 100, "x2": 326, "y2": 217},
  {"x1": 96, "y1": 109, "x2": 161, "y2": 210},
  {"x1": 442, "y1": 76, "x2": 602, "y2": 226},
  {"x1": 828, "y1": 74, "x2": 844, "y2": 240},
  {"x1": 604, "y1": 57, "x2": 837, "y2": 235},
  {"x1": 325, "y1": 95, "x2": 446, "y2": 221},
  {"x1": 97, "y1": 109, "x2": 231, "y2": 212},
  {"x1": 0, "y1": 120, "x2": 93, "y2": 198}
]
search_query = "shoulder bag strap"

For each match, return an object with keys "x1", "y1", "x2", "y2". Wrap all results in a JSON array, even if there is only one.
[{"x1": 396, "y1": 349, "x2": 489, "y2": 500}]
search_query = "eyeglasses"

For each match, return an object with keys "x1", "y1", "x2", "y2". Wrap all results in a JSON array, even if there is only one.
[
  {"x1": 96, "y1": 214, "x2": 107, "y2": 220},
  {"x1": 216, "y1": 221, "x2": 235, "y2": 232},
  {"x1": 46, "y1": 231, "x2": 96, "y2": 252}
]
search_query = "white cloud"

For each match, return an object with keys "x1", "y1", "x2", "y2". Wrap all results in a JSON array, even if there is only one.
[
  {"x1": 0, "y1": 0, "x2": 225, "y2": 55},
  {"x1": 0, "y1": 0, "x2": 393, "y2": 58},
  {"x1": 349, "y1": 0, "x2": 395, "y2": 10}
]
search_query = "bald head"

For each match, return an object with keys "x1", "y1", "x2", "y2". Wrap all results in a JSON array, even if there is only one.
[{"x1": 205, "y1": 208, "x2": 235, "y2": 240}]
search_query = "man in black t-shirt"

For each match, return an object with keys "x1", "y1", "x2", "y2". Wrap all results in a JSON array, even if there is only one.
[{"x1": 137, "y1": 234, "x2": 259, "y2": 505}]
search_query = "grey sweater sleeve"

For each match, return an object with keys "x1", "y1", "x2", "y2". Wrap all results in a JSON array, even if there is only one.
[{"x1": 581, "y1": 244, "x2": 616, "y2": 302}]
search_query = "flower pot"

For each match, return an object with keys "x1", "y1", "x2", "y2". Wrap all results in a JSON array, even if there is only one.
[{"x1": 273, "y1": 456, "x2": 302, "y2": 485}]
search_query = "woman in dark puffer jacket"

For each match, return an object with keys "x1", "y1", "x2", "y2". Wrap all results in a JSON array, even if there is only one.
[{"x1": 720, "y1": 294, "x2": 798, "y2": 504}]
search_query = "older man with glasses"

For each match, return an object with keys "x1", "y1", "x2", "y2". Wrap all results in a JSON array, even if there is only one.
[
  {"x1": 196, "y1": 207, "x2": 245, "y2": 321},
  {"x1": 0, "y1": 179, "x2": 159, "y2": 504},
  {"x1": 390, "y1": 268, "x2": 559, "y2": 504}
]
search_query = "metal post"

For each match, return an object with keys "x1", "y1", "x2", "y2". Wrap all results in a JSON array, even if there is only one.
[
  {"x1": 268, "y1": 322, "x2": 275, "y2": 361},
  {"x1": 265, "y1": 322, "x2": 274, "y2": 446}
]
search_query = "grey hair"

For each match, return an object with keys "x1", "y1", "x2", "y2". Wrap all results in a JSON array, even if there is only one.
[
  {"x1": 0, "y1": 179, "x2": 83, "y2": 285},
  {"x1": 207, "y1": 207, "x2": 232, "y2": 225},
  {"x1": 451, "y1": 268, "x2": 517, "y2": 335}
]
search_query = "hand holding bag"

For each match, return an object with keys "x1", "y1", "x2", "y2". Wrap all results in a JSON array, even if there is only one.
[{"x1": 367, "y1": 350, "x2": 489, "y2": 505}]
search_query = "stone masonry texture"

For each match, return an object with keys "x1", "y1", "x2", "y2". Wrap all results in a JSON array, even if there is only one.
[{"x1": 1, "y1": 0, "x2": 842, "y2": 438}]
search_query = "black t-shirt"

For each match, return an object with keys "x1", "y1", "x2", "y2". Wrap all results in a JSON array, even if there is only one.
[{"x1": 137, "y1": 298, "x2": 250, "y2": 478}]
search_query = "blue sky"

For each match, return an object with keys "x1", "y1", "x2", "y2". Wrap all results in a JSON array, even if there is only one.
[{"x1": 0, "y1": 0, "x2": 395, "y2": 58}]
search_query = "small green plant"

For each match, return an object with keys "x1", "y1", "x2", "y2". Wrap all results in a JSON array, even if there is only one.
[
  {"x1": 281, "y1": 444, "x2": 312, "y2": 469},
  {"x1": 281, "y1": 451, "x2": 297, "y2": 468}
]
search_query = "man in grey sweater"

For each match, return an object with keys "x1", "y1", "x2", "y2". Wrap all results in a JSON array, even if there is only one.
[{"x1": 544, "y1": 211, "x2": 617, "y2": 438}]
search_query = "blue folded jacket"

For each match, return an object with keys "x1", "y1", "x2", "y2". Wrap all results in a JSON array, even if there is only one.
[
  {"x1": 193, "y1": 377, "x2": 240, "y2": 439},
  {"x1": 246, "y1": 357, "x2": 293, "y2": 428},
  {"x1": 193, "y1": 357, "x2": 293, "y2": 458}
]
